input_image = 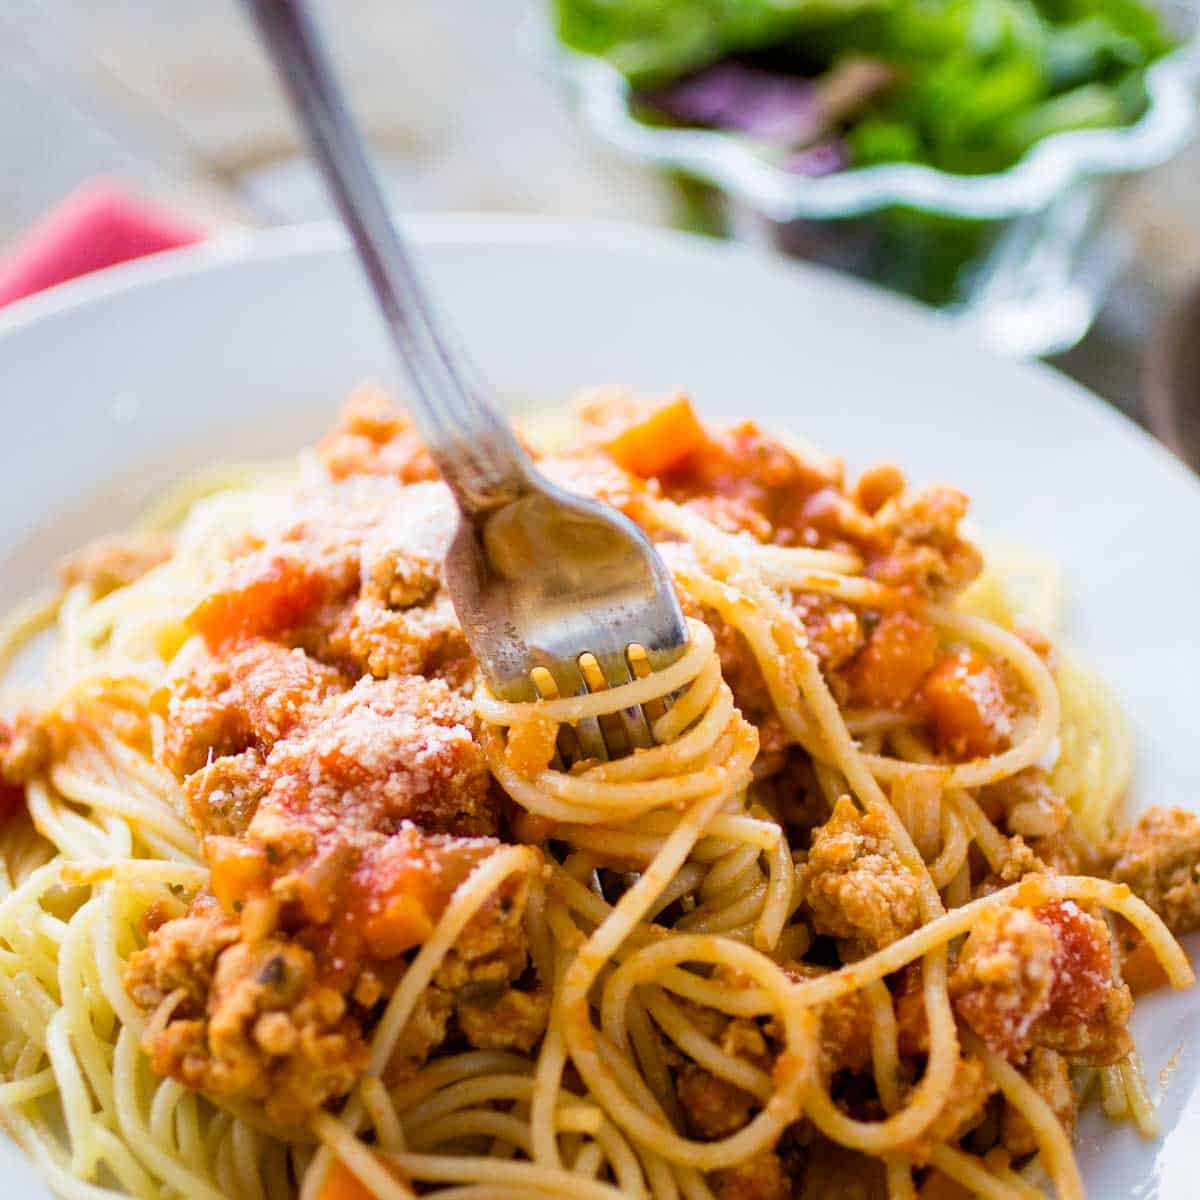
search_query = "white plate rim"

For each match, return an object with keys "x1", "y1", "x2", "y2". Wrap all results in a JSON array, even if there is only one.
[{"x1": 1, "y1": 212, "x2": 1193, "y2": 498}]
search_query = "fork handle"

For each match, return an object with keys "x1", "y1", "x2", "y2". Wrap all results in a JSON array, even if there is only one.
[{"x1": 243, "y1": 0, "x2": 533, "y2": 515}]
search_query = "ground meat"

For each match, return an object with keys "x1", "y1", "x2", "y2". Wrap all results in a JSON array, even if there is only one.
[
  {"x1": 713, "y1": 1150, "x2": 792, "y2": 1200},
  {"x1": 800, "y1": 1138, "x2": 886, "y2": 1199},
  {"x1": 1106, "y1": 807, "x2": 1200, "y2": 935},
  {"x1": 1028, "y1": 827, "x2": 1085, "y2": 877},
  {"x1": 314, "y1": 826, "x2": 536, "y2": 1056},
  {"x1": 867, "y1": 485, "x2": 982, "y2": 600},
  {"x1": 972, "y1": 837, "x2": 1047, "y2": 898},
  {"x1": 1001, "y1": 1047, "x2": 1074, "y2": 1158},
  {"x1": 973, "y1": 824, "x2": 1091, "y2": 895},
  {"x1": 130, "y1": 827, "x2": 533, "y2": 1121},
  {"x1": 255, "y1": 675, "x2": 496, "y2": 848},
  {"x1": 844, "y1": 611, "x2": 939, "y2": 710},
  {"x1": 163, "y1": 639, "x2": 346, "y2": 778},
  {"x1": 573, "y1": 384, "x2": 650, "y2": 438},
  {"x1": 182, "y1": 748, "x2": 271, "y2": 837},
  {"x1": 793, "y1": 594, "x2": 864, "y2": 672},
  {"x1": 783, "y1": 961, "x2": 873, "y2": 1075},
  {"x1": 677, "y1": 1064, "x2": 758, "y2": 1139},
  {"x1": 58, "y1": 531, "x2": 174, "y2": 596},
  {"x1": 429, "y1": 866, "x2": 529, "y2": 991},
  {"x1": 0, "y1": 710, "x2": 61, "y2": 818},
  {"x1": 455, "y1": 985, "x2": 548, "y2": 1053},
  {"x1": 176, "y1": 670, "x2": 499, "y2": 930},
  {"x1": 125, "y1": 898, "x2": 240, "y2": 1013},
  {"x1": 801, "y1": 795, "x2": 921, "y2": 950},
  {"x1": 537, "y1": 440, "x2": 654, "y2": 530},
  {"x1": 974, "y1": 772, "x2": 1089, "y2": 878},
  {"x1": 902, "y1": 1055, "x2": 996, "y2": 1163},
  {"x1": 128, "y1": 911, "x2": 367, "y2": 1128},
  {"x1": 922, "y1": 649, "x2": 1012, "y2": 760},
  {"x1": 315, "y1": 486, "x2": 470, "y2": 684},
  {"x1": 951, "y1": 901, "x2": 1131, "y2": 1065},
  {"x1": 574, "y1": 393, "x2": 847, "y2": 544},
  {"x1": 799, "y1": 487, "x2": 876, "y2": 545},
  {"x1": 671, "y1": 999, "x2": 775, "y2": 1144},
  {"x1": 577, "y1": 395, "x2": 981, "y2": 611},
  {"x1": 324, "y1": 590, "x2": 471, "y2": 685},
  {"x1": 360, "y1": 534, "x2": 441, "y2": 609},
  {"x1": 950, "y1": 906, "x2": 1057, "y2": 1059},
  {"x1": 978, "y1": 769, "x2": 1070, "y2": 841},
  {"x1": 318, "y1": 386, "x2": 440, "y2": 483}
]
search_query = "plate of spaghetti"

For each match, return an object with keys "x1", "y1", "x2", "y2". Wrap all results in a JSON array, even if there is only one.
[{"x1": 1, "y1": 216, "x2": 1199, "y2": 1200}]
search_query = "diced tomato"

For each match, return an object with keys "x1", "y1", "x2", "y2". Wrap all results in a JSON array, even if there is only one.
[
  {"x1": 207, "y1": 836, "x2": 269, "y2": 915},
  {"x1": 189, "y1": 553, "x2": 327, "y2": 646},
  {"x1": 349, "y1": 834, "x2": 449, "y2": 960},
  {"x1": 1036, "y1": 901, "x2": 1113, "y2": 1026},
  {"x1": 846, "y1": 611, "x2": 939, "y2": 709},
  {"x1": 604, "y1": 394, "x2": 708, "y2": 478},
  {"x1": 922, "y1": 648, "x2": 1012, "y2": 758},
  {"x1": 362, "y1": 892, "x2": 435, "y2": 959}
]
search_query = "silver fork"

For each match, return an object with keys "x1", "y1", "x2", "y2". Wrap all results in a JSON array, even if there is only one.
[{"x1": 244, "y1": 0, "x2": 688, "y2": 761}]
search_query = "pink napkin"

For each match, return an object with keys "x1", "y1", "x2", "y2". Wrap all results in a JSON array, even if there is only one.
[{"x1": 0, "y1": 181, "x2": 204, "y2": 308}]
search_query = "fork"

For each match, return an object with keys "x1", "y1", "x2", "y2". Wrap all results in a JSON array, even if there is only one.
[{"x1": 244, "y1": 0, "x2": 688, "y2": 762}]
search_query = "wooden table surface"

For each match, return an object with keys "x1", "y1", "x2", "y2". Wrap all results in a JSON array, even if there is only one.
[{"x1": 4, "y1": 0, "x2": 1199, "y2": 422}]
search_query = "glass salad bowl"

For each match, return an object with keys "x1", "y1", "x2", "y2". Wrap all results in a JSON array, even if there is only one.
[{"x1": 537, "y1": 1, "x2": 1199, "y2": 357}]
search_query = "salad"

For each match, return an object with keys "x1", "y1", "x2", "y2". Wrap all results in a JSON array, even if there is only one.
[{"x1": 553, "y1": 0, "x2": 1178, "y2": 176}]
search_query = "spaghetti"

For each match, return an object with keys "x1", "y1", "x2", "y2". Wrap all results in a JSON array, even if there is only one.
[{"x1": 0, "y1": 387, "x2": 1195, "y2": 1200}]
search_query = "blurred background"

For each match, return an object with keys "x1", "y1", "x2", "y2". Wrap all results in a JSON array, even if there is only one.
[{"x1": 1, "y1": 0, "x2": 1198, "y2": 437}]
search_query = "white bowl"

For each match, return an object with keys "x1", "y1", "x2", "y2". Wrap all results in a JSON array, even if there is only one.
[{"x1": 1, "y1": 215, "x2": 1199, "y2": 1197}]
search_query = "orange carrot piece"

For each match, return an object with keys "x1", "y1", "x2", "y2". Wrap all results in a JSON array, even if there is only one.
[{"x1": 605, "y1": 394, "x2": 707, "y2": 478}]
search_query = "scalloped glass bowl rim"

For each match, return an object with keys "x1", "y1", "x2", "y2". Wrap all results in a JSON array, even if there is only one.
[{"x1": 551, "y1": 31, "x2": 1199, "y2": 221}]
